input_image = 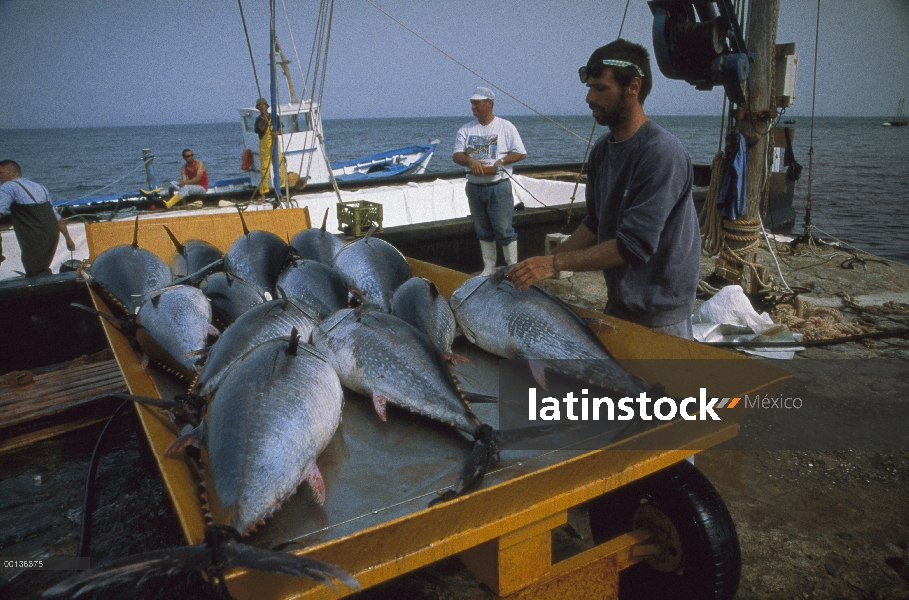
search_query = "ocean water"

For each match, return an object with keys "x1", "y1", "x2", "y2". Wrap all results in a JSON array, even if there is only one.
[{"x1": 1, "y1": 116, "x2": 906, "y2": 262}]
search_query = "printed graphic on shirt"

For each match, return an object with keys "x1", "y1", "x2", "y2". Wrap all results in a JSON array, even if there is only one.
[{"x1": 466, "y1": 135, "x2": 499, "y2": 161}]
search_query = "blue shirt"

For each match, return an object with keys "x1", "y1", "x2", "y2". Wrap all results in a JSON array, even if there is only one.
[{"x1": 0, "y1": 177, "x2": 60, "y2": 221}]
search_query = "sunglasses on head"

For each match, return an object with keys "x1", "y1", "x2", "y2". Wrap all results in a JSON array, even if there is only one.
[{"x1": 579, "y1": 59, "x2": 646, "y2": 83}]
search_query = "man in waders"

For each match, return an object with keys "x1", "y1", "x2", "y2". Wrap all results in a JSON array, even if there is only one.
[{"x1": 0, "y1": 160, "x2": 77, "y2": 277}]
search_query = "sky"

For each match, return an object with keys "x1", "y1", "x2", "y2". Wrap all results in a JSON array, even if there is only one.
[{"x1": 1, "y1": 0, "x2": 908, "y2": 128}]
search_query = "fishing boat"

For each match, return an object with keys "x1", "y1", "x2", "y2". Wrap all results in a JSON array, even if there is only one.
[{"x1": 883, "y1": 98, "x2": 907, "y2": 126}]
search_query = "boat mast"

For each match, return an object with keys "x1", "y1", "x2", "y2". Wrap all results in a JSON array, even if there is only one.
[
  {"x1": 269, "y1": 0, "x2": 284, "y2": 203},
  {"x1": 720, "y1": 0, "x2": 781, "y2": 294}
]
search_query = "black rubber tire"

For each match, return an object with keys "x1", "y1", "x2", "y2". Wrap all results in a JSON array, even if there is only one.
[{"x1": 587, "y1": 460, "x2": 741, "y2": 600}]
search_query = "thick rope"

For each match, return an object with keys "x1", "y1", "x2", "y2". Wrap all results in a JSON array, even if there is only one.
[{"x1": 700, "y1": 151, "x2": 727, "y2": 257}]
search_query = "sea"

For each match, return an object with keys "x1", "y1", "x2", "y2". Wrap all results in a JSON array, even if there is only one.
[{"x1": 1, "y1": 115, "x2": 906, "y2": 262}]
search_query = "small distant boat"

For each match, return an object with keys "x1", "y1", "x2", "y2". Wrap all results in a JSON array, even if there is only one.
[{"x1": 883, "y1": 98, "x2": 907, "y2": 127}]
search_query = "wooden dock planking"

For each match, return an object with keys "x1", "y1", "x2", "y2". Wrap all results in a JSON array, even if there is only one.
[{"x1": 0, "y1": 352, "x2": 128, "y2": 452}]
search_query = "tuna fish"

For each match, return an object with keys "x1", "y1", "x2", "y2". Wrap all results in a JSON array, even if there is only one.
[
  {"x1": 449, "y1": 270, "x2": 654, "y2": 396},
  {"x1": 170, "y1": 333, "x2": 345, "y2": 534},
  {"x1": 391, "y1": 277, "x2": 463, "y2": 364},
  {"x1": 135, "y1": 285, "x2": 218, "y2": 381},
  {"x1": 43, "y1": 335, "x2": 357, "y2": 597},
  {"x1": 201, "y1": 271, "x2": 269, "y2": 326},
  {"x1": 84, "y1": 217, "x2": 172, "y2": 315},
  {"x1": 163, "y1": 225, "x2": 224, "y2": 279},
  {"x1": 291, "y1": 208, "x2": 344, "y2": 265},
  {"x1": 312, "y1": 304, "x2": 497, "y2": 501},
  {"x1": 276, "y1": 258, "x2": 352, "y2": 320},
  {"x1": 312, "y1": 304, "x2": 480, "y2": 436},
  {"x1": 191, "y1": 297, "x2": 322, "y2": 400},
  {"x1": 332, "y1": 228, "x2": 410, "y2": 312},
  {"x1": 223, "y1": 207, "x2": 291, "y2": 294}
]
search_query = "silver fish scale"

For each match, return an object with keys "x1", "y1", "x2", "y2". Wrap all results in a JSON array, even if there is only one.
[
  {"x1": 224, "y1": 231, "x2": 289, "y2": 293},
  {"x1": 391, "y1": 277, "x2": 457, "y2": 355},
  {"x1": 313, "y1": 308, "x2": 479, "y2": 435},
  {"x1": 137, "y1": 285, "x2": 212, "y2": 376},
  {"x1": 452, "y1": 276, "x2": 650, "y2": 394},
  {"x1": 203, "y1": 339, "x2": 343, "y2": 534},
  {"x1": 276, "y1": 260, "x2": 350, "y2": 320},
  {"x1": 201, "y1": 272, "x2": 267, "y2": 325},
  {"x1": 290, "y1": 228, "x2": 344, "y2": 266},
  {"x1": 333, "y1": 237, "x2": 410, "y2": 312},
  {"x1": 91, "y1": 246, "x2": 173, "y2": 314},
  {"x1": 193, "y1": 298, "x2": 321, "y2": 399}
]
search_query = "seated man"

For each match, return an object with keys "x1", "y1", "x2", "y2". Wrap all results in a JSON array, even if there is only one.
[{"x1": 165, "y1": 149, "x2": 208, "y2": 208}]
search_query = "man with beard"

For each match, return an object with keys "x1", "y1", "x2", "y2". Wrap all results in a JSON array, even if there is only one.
[{"x1": 507, "y1": 39, "x2": 699, "y2": 338}]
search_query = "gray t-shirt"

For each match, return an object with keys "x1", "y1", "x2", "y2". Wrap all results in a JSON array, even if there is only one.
[{"x1": 581, "y1": 120, "x2": 700, "y2": 328}]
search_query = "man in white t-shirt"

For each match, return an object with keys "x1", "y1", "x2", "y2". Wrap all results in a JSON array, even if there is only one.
[{"x1": 453, "y1": 87, "x2": 527, "y2": 275}]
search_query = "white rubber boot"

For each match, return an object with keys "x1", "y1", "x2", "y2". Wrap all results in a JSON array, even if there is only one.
[
  {"x1": 503, "y1": 240, "x2": 519, "y2": 266},
  {"x1": 479, "y1": 240, "x2": 498, "y2": 276}
]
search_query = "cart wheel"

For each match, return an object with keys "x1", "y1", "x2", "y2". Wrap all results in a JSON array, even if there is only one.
[{"x1": 587, "y1": 460, "x2": 741, "y2": 600}]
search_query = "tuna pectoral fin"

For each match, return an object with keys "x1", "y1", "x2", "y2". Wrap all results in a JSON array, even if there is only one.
[
  {"x1": 303, "y1": 461, "x2": 326, "y2": 505},
  {"x1": 231, "y1": 541, "x2": 360, "y2": 591},
  {"x1": 165, "y1": 426, "x2": 202, "y2": 457},
  {"x1": 372, "y1": 393, "x2": 389, "y2": 421},
  {"x1": 528, "y1": 360, "x2": 549, "y2": 389}
]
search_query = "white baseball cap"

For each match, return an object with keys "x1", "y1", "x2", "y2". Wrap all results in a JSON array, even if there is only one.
[{"x1": 470, "y1": 86, "x2": 495, "y2": 101}]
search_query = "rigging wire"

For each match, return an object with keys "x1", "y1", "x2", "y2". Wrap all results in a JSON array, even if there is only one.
[
  {"x1": 237, "y1": 0, "x2": 262, "y2": 99},
  {"x1": 802, "y1": 0, "x2": 822, "y2": 237},
  {"x1": 617, "y1": 0, "x2": 632, "y2": 39},
  {"x1": 362, "y1": 0, "x2": 590, "y2": 144}
]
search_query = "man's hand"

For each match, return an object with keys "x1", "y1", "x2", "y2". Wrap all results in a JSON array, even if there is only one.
[{"x1": 506, "y1": 255, "x2": 558, "y2": 291}]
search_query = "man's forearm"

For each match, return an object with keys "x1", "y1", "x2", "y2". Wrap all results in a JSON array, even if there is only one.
[{"x1": 552, "y1": 238, "x2": 626, "y2": 273}]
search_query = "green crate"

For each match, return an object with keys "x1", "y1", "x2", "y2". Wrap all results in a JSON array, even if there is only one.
[{"x1": 337, "y1": 200, "x2": 383, "y2": 237}]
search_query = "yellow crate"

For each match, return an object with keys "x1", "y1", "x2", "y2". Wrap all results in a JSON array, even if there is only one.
[{"x1": 337, "y1": 200, "x2": 383, "y2": 236}]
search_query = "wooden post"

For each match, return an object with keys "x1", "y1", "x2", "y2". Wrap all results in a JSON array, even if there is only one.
[{"x1": 716, "y1": 0, "x2": 780, "y2": 293}]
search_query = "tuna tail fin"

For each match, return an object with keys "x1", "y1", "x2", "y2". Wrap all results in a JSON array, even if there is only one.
[
  {"x1": 41, "y1": 525, "x2": 359, "y2": 598},
  {"x1": 429, "y1": 424, "x2": 499, "y2": 507}
]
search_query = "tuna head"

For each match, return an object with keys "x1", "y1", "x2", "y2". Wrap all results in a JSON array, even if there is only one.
[
  {"x1": 201, "y1": 271, "x2": 270, "y2": 327},
  {"x1": 276, "y1": 259, "x2": 352, "y2": 320},
  {"x1": 89, "y1": 245, "x2": 173, "y2": 316},
  {"x1": 194, "y1": 336, "x2": 344, "y2": 535},
  {"x1": 224, "y1": 230, "x2": 290, "y2": 295},
  {"x1": 164, "y1": 225, "x2": 224, "y2": 279}
]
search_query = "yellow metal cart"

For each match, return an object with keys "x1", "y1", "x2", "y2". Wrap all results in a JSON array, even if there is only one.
[{"x1": 84, "y1": 210, "x2": 791, "y2": 600}]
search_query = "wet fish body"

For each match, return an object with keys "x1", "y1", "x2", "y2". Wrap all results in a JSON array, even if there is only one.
[
  {"x1": 276, "y1": 259, "x2": 352, "y2": 320},
  {"x1": 291, "y1": 222, "x2": 344, "y2": 266},
  {"x1": 164, "y1": 226, "x2": 224, "y2": 279},
  {"x1": 223, "y1": 230, "x2": 290, "y2": 294},
  {"x1": 333, "y1": 235, "x2": 410, "y2": 312},
  {"x1": 197, "y1": 337, "x2": 344, "y2": 534},
  {"x1": 136, "y1": 285, "x2": 215, "y2": 380},
  {"x1": 391, "y1": 277, "x2": 458, "y2": 357},
  {"x1": 312, "y1": 305, "x2": 479, "y2": 436},
  {"x1": 201, "y1": 272, "x2": 269, "y2": 326},
  {"x1": 450, "y1": 271, "x2": 651, "y2": 395},
  {"x1": 89, "y1": 245, "x2": 173, "y2": 315},
  {"x1": 192, "y1": 298, "x2": 322, "y2": 399}
]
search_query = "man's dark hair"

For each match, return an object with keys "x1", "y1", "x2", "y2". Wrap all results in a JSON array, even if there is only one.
[
  {"x1": 0, "y1": 160, "x2": 22, "y2": 174},
  {"x1": 587, "y1": 39, "x2": 653, "y2": 104},
  {"x1": 182, "y1": 149, "x2": 193, "y2": 157}
]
